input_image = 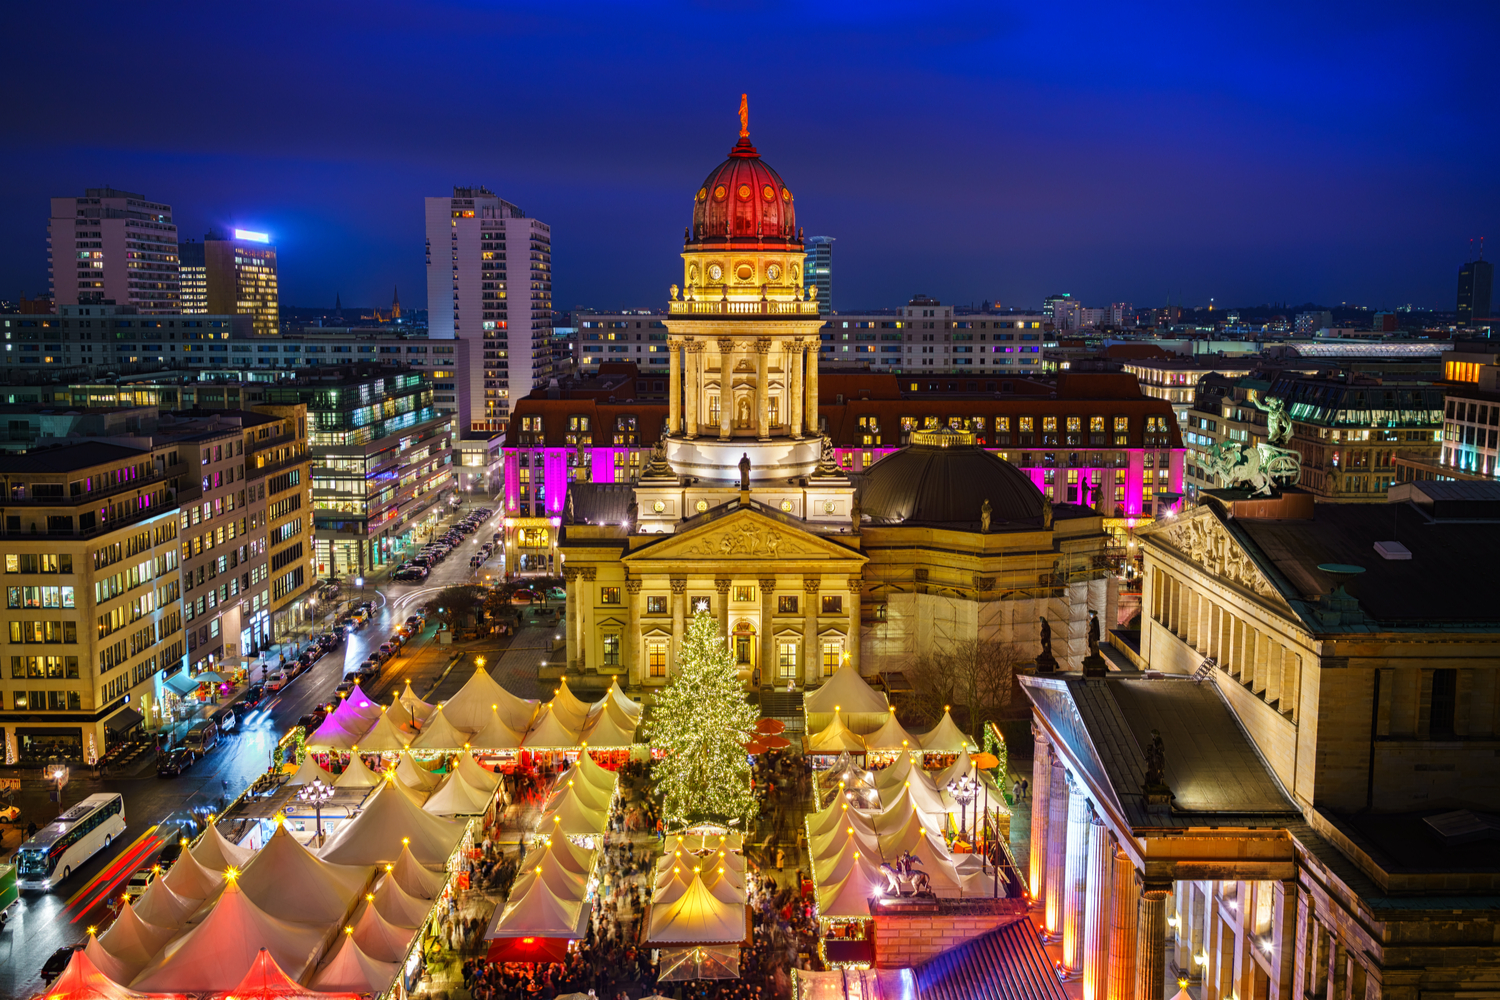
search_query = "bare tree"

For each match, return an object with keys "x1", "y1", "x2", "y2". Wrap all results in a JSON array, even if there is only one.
[{"x1": 903, "y1": 640, "x2": 1023, "y2": 738}]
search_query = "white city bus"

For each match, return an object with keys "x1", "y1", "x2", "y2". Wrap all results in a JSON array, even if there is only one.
[{"x1": 14, "y1": 793, "x2": 126, "y2": 889}]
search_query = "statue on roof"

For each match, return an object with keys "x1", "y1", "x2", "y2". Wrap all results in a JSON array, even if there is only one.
[
  {"x1": 980, "y1": 498, "x2": 992, "y2": 533},
  {"x1": 1202, "y1": 438, "x2": 1302, "y2": 497},
  {"x1": 738, "y1": 452, "x2": 751, "y2": 492},
  {"x1": 1035, "y1": 616, "x2": 1058, "y2": 673},
  {"x1": 1250, "y1": 394, "x2": 1293, "y2": 445},
  {"x1": 1087, "y1": 609, "x2": 1101, "y2": 658},
  {"x1": 1143, "y1": 728, "x2": 1166, "y2": 788},
  {"x1": 1042, "y1": 495, "x2": 1054, "y2": 531}
]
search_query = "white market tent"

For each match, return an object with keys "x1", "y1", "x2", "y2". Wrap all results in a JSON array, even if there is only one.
[
  {"x1": 873, "y1": 750, "x2": 929, "y2": 796},
  {"x1": 701, "y1": 864, "x2": 747, "y2": 905},
  {"x1": 317, "y1": 777, "x2": 466, "y2": 867},
  {"x1": 131, "y1": 876, "x2": 198, "y2": 929},
  {"x1": 919, "y1": 710, "x2": 974, "y2": 753},
  {"x1": 645, "y1": 874, "x2": 746, "y2": 945},
  {"x1": 410, "y1": 706, "x2": 474, "y2": 751},
  {"x1": 333, "y1": 751, "x2": 385, "y2": 790},
  {"x1": 531, "y1": 834, "x2": 595, "y2": 877},
  {"x1": 357, "y1": 709, "x2": 414, "y2": 752},
  {"x1": 803, "y1": 664, "x2": 890, "y2": 735},
  {"x1": 537, "y1": 786, "x2": 609, "y2": 836},
  {"x1": 807, "y1": 797, "x2": 876, "y2": 840},
  {"x1": 456, "y1": 748, "x2": 504, "y2": 793},
  {"x1": 422, "y1": 769, "x2": 496, "y2": 816},
  {"x1": 237, "y1": 822, "x2": 374, "y2": 925},
  {"x1": 809, "y1": 822, "x2": 880, "y2": 866},
  {"x1": 548, "y1": 677, "x2": 594, "y2": 730},
  {"x1": 191, "y1": 822, "x2": 255, "y2": 872},
  {"x1": 161, "y1": 846, "x2": 225, "y2": 902},
  {"x1": 816, "y1": 860, "x2": 887, "y2": 919},
  {"x1": 372, "y1": 871, "x2": 434, "y2": 928},
  {"x1": 510, "y1": 843, "x2": 590, "y2": 903},
  {"x1": 574, "y1": 748, "x2": 620, "y2": 793},
  {"x1": 862, "y1": 712, "x2": 923, "y2": 752},
  {"x1": 286, "y1": 754, "x2": 338, "y2": 787},
  {"x1": 388, "y1": 842, "x2": 448, "y2": 900},
  {"x1": 581, "y1": 698, "x2": 639, "y2": 748},
  {"x1": 96, "y1": 901, "x2": 173, "y2": 979},
  {"x1": 934, "y1": 747, "x2": 975, "y2": 788},
  {"x1": 349, "y1": 897, "x2": 417, "y2": 964},
  {"x1": 806, "y1": 712, "x2": 867, "y2": 754},
  {"x1": 547, "y1": 770, "x2": 613, "y2": 813},
  {"x1": 439, "y1": 666, "x2": 518, "y2": 731},
  {"x1": 129, "y1": 879, "x2": 329, "y2": 993},
  {"x1": 45, "y1": 947, "x2": 150, "y2": 1001},
  {"x1": 592, "y1": 678, "x2": 642, "y2": 721},
  {"x1": 398, "y1": 680, "x2": 437, "y2": 722},
  {"x1": 309, "y1": 929, "x2": 400, "y2": 996},
  {"x1": 396, "y1": 749, "x2": 442, "y2": 791},
  {"x1": 488, "y1": 874, "x2": 587, "y2": 940},
  {"x1": 523, "y1": 705, "x2": 582, "y2": 748},
  {"x1": 85, "y1": 932, "x2": 138, "y2": 986},
  {"x1": 468, "y1": 708, "x2": 525, "y2": 750}
]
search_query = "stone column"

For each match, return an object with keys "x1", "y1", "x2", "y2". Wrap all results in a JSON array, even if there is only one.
[
  {"x1": 789, "y1": 340, "x2": 805, "y2": 438},
  {"x1": 1029, "y1": 724, "x2": 1053, "y2": 907},
  {"x1": 802, "y1": 577, "x2": 820, "y2": 687},
  {"x1": 624, "y1": 579, "x2": 642, "y2": 686},
  {"x1": 1061, "y1": 772, "x2": 1090, "y2": 976},
  {"x1": 1172, "y1": 881, "x2": 1190, "y2": 977},
  {"x1": 562, "y1": 565, "x2": 581, "y2": 673},
  {"x1": 1108, "y1": 841, "x2": 1139, "y2": 1001},
  {"x1": 845, "y1": 577, "x2": 862, "y2": 677},
  {"x1": 717, "y1": 338, "x2": 735, "y2": 440},
  {"x1": 1293, "y1": 878, "x2": 1313, "y2": 1001},
  {"x1": 1081, "y1": 807, "x2": 1112, "y2": 1000},
  {"x1": 758, "y1": 577, "x2": 776, "y2": 687},
  {"x1": 670, "y1": 577, "x2": 687, "y2": 666},
  {"x1": 685, "y1": 342, "x2": 701, "y2": 438},
  {"x1": 1268, "y1": 881, "x2": 1298, "y2": 1000},
  {"x1": 577, "y1": 567, "x2": 596, "y2": 672},
  {"x1": 715, "y1": 576, "x2": 732, "y2": 642},
  {"x1": 1043, "y1": 755, "x2": 1070, "y2": 940},
  {"x1": 668, "y1": 338, "x2": 683, "y2": 435},
  {"x1": 805, "y1": 336, "x2": 820, "y2": 435},
  {"x1": 1185, "y1": 590, "x2": 1199, "y2": 650},
  {"x1": 755, "y1": 338, "x2": 771, "y2": 439},
  {"x1": 1135, "y1": 880, "x2": 1172, "y2": 1000}
]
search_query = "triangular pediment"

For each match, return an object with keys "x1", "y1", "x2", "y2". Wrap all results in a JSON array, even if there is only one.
[
  {"x1": 624, "y1": 506, "x2": 865, "y2": 565},
  {"x1": 1140, "y1": 504, "x2": 1290, "y2": 609}
]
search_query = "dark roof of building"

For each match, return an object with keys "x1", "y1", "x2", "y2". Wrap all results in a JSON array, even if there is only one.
[
  {"x1": 857, "y1": 433, "x2": 1046, "y2": 528},
  {"x1": 565, "y1": 483, "x2": 636, "y2": 526},
  {"x1": 915, "y1": 916, "x2": 1067, "y2": 1001},
  {"x1": 0, "y1": 440, "x2": 148, "y2": 473},
  {"x1": 1227, "y1": 501, "x2": 1500, "y2": 626}
]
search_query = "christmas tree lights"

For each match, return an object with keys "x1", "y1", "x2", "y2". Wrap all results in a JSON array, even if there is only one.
[{"x1": 645, "y1": 609, "x2": 761, "y2": 828}]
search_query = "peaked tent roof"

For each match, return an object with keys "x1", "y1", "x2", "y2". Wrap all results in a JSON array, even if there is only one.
[
  {"x1": 456, "y1": 748, "x2": 503, "y2": 793},
  {"x1": 490, "y1": 685, "x2": 542, "y2": 734},
  {"x1": 863, "y1": 712, "x2": 923, "y2": 751},
  {"x1": 549, "y1": 676, "x2": 593, "y2": 728},
  {"x1": 191, "y1": 821, "x2": 255, "y2": 872},
  {"x1": 309, "y1": 930, "x2": 399, "y2": 997},
  {"x1": 816, "y1": 859, "x2": 885, "y2": 919},
  {"x1": 548, "y1": 770, "x2": 613, "y2": 813},
  {"x1": 226, "y1": 947, "x2": 346, "y2": 1001},
  {"x1": 873, "y1": 751, "x2": 931, "y2": 795},
  {"x1": 238, "y1": 822, "x2": 374, "y2": 924},
  {"x1": 919, "y1": 711, "x2": 974, "y2": 753},
  {"x1": 45, "y1": 948, "x2": 150, "y2": 1001},
  {"x1": 305, "y1": 711, "x2": 367, "y2": 753},
  {"x1": 468, "y1": 708, "x2": 525, "y2": 750},
  {"x1": 808, "y1": 798, "x2": 876, "y2": 840},
  {"x1": 356, "y1": 709, "x2": 414, "y2": 752},
  {"x1": 531, "y1": 834, "x2": 595, "y2": 877},
  {"x1": 887, "y1": 773, "x2": 951, "y2": 819},
  {"x1": 333, "y1": 750, "x2": 384, "y2": 789},
  {"x1": 129, "y1": 880, "x2": 328, "y2": 993},
  {"x1": 873, "y1": 786, "x2": 948, "y2": 838},
  {"x1": 395, "y1": 749, "x2": 442, "y2": 791},
  {"x1": 349, "y1": 898, "x2": 417, "y2": 964},
  {"x1": 490, "y1": 874, "x2": 585, "y2": 939},
  {"x1": 537, "y1": 788, "x2": 608, "y2": 836},
  {"x1": 97, "y1": 901, "x2": 174, "y2": 975},
  {"x1": 161, "y1": 844, "x2": 225, "y2": 901},
  {"x1": 317, "y1": 777, "x2": 466, "y2": 867},
  {"x1": 373, "y1": 870, "x2": 435, "y2": 928},
  {"x1": 803, "y1": 663, "x2": 890, "y2": 716},
  {"x1": 593, "y1": 678, "x2": 643, "y2": 720},
  {"x1": 810, "y1": 823, "x2": 881, "y2": 867},
  {"x1": 84, "y1": 934, "x2": 137, "y2": 986},
  {"x1": 581, "y1": 702, "x2": 638, "y2": 748},
  {"x1": 438, "y1": 666, "x2": 513, "y2": 731},
  {"x1": 510, "y1": 845, "x2": 589, "y2": 903},
  {"x1": 523, "y1": 704, "x2": 581, "y2": 748},
  {"x1": 399, "y1": 679, "x2": 437, "y2": 721},
  {"x1": 131, "y1": 875, "x2": 198, "y2": 928},
  {"x1": 286, "y1": 754, "x2": 339, "y2": 787},
  {"x1": 422, "y1": 769, "x2": 495, "y2": 816},
  {"x1": 644, "y1": 874, "x2": 746, "y2": 945},
  {"x1": 410, "y1": 706, "x2": 474, "y2": 750},
  {"x1": 701, "y1": 864, "x2": 748, "y2": 904},
  {"x1": 934, "y1": 748, "x2": 975, "y2": 788},
  {"x1": 341, "y1": 684, "x2": 385, "y2": 721},
  {"x1": 806, "y1": 712, "x2": 867, "y2": 753},
  {"x1": 573, "y1": 748, "x2": 620, "y2": 794},
  {"x1": 388, "y1": 843, "x2": 447, "y2": 900}
]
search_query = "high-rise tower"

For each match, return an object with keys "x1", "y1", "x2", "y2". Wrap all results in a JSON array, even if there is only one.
[
  {"x1": 49, "y1": 187, "x2": 179, "y2": 311},
  {"x1": 659, "y1": 97, "x2": 828, "y2": 487},
  {"x1": 1458, "y1": 254, "x2": 1493, "y2": 325},
  {"x1": 204, "y1": 228, "x2": 279, "y2": 336},
  {"x1": 804, "y1": 235, "x2": 834, "y2": 315}
]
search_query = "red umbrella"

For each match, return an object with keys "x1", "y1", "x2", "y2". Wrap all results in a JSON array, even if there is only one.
[
  {"x1": 760, "y1": 734, "x2": 792, "y2": 750},
  {"x1": 742, "y1": 738, "x2": 768, "y2": 755},
  {"x1": 754, "y1": 718, "x2": 786, "y2": 735}
]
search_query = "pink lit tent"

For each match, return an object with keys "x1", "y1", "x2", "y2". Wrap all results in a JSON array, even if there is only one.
[
  {"x1": 304, "y1": 711, "x2": 367, "y2": 753},
  {"x1": 216, "y1": 947, "x2": 346, "y2": 1000},
  {"x1": 38, "y1": 947, "x2": 153, "y2": 1001},
  {"x1": 340, "y1": 684, "x2": 385, "y2": 722}
]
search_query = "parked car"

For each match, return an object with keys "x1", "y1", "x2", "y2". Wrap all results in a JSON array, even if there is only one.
[
  {"x1": 209, "y1": 705, "x2": 241, "y2": 733},
  {"x1": 124, "y1": 866, "x2": 159, "y2": 900},
  {"x1": 335, "y1": 680, "x2": 356, "y2": 699},
  {"x1": 41, "y1": 947, "x2": 74, "y2": 983},
  {"x1": 157, "y1": 747, "x2": 197, "y2": 777},
  {"x1": 266, "y1": 670, "x2": 290, "y2": 691},
  {"x1": 241, "y1": 684, "x2": 265, "y2": 709},
  {"x1": 183, "y1": 720, "x2": 219, "y2": 754},
  {"x1": 297, "y1": 709, "x2": 328, "y2": 731}
]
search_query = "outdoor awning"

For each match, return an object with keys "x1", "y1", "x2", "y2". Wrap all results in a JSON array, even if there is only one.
[
  {"x1": 164, "y1": 673, "x2": 200, "y2": 695},
  {"x1": 194, "y1": 671, "x2": 228, "y2": 684},
  {"x1": 105, "y1": 707, "x2": 145, "y2": 733}
]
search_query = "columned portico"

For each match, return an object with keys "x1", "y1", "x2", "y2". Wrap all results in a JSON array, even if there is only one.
[
  {"x1": 1044, "y1": 754, "x2": 1069, "y2": 941},
  {"x1": 1108, "y1": 841, "x2": 1139, "y2": 1000},
  {"x1": 624, "y1": 578, "x2": 642, "y2": 684},
  {"x1": 1062, "y1": 771, "x2": 1090, "y2": 976},
  {"x1": 1081, "y1": 808, "x2": 1112, "y2": 999},
  {"x1": 802, "y1": 577, "x2": 820, "y2": 686},
  {"x1": 1030, "y1": 724, "x2": 1053, "y2": 910},
  {"x1": 1135, "y1": 881, "x2": 1171, "y2": 1000}
]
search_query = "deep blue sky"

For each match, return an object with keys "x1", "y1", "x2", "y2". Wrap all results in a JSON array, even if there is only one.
[{"x1": 2, "y1": 1, "x2": 1496, "y2": 314}]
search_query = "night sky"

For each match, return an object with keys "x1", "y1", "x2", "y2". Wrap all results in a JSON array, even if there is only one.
[{"x1": 2, "y1": 1, "x2": 1496, "y2": 314}]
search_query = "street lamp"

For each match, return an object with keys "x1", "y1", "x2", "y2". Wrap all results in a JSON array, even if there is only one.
[
  {"x1": 947, "y1": 772, "x2": 978, "y2": 846},
  {"x1": 46, "y1": 759, "x2": 69, "y2": 807},
  {"x1": 297, "y1": 777, "x2": 336, "y2": 846}
]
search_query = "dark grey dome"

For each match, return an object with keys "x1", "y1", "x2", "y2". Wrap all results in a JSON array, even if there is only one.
[{"x1": 858, "y1": 428, "x2": 1045, "y2": 527}]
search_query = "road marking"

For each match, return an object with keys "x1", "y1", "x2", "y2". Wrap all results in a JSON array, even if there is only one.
[
  {"x1": 62, "y1": 824, "x2": 159, "y2": 909},
  {"x1": 72, "y1": 833, "x2": 164, "y2": 921}
]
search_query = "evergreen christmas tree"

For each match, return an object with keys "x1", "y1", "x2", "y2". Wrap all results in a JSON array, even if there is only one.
[{"x1": 645, "y1": 607, "x2": 761, "y2": 828}]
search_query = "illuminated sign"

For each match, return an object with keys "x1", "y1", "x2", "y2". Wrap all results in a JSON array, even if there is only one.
[{"x1": 233, "y1": 228, "x2": 270, "y2": 243}]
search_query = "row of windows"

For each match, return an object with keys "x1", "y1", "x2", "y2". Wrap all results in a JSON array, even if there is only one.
[
  {"x1": 633, "y1": 637, "x2": 844, "y2": 678},
  {"x1": 602, "y1": 590, "x2": 843, "y2": 614},
  {"x1": 10, "y1": 654, "x2": 80, "y2": 679}
]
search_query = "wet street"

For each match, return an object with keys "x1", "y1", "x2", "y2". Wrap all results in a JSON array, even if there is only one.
[{"x1": 0, "y1": 500, "x2": 504, "y2": 997}]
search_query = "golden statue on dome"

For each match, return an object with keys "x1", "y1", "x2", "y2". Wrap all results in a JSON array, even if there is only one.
[{"x1": 738, "y1": 93, "x2": 749, "y2": 138}]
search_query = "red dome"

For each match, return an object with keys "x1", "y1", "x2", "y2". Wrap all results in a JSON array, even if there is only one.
[{"x1": 688, "y1": 134, "x2": 799, "y2": 251}]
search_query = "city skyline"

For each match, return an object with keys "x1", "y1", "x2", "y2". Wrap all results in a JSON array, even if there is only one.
[{"x1": 1, "y1": 2, "x2": 1497, "y2": 315}]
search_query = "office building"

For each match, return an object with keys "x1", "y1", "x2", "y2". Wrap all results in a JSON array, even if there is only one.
[
  {"x1": 177, "y1": 239, "x2": 208, "y2": 314},
  {"x1": 1457, "y1": 257, "x2": 1493, "y2": 324},
  {"x1": 424, "y1": 187, "x2": 553, "y2": 434},
  {"x1": 48, "y1": 187, "x2": 180, "y2": 312},
  {"x1": 0, "y1": 441, "x2": 187, "y2": 762},
  {"x1": 205, "y1": 229, "x2": 279, "y2": 337},
  {"x1": 804, "y1": 235, "x2": 834, "y2": 315},
  {"x1": 1294, "y1": 309, "x2": 1333, "y2": 334},
  {"x1": 261, "y1": 367, "x2": 454, "y2": 577},
  {"x1": 0, "y1": 306, "x2": 250, "y2": 374}
]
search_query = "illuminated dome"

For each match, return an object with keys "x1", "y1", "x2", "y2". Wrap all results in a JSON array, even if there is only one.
[
  {"x1": 688, "y1": 103, "x2": 799, "y2": 251},
  {"x1": 858, "y1": 428, "x2": 1047, "y2": 527}
]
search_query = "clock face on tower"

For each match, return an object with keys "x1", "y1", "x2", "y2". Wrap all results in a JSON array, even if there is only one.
[{"x1": 708, "y1": 264, "x2": 723, "y2": 282}]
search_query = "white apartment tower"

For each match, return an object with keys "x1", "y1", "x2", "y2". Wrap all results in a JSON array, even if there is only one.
[
  {"x1": 424, "y1": 187, "x2": 552, "y2": 435},
  {"x1": 49, "y1": 187, "x2": 180, "y2": 312}
]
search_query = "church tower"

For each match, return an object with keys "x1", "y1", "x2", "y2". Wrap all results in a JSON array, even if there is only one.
[{"x1": 661, "y1": 96, "x2": 829, "y2": 487}]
